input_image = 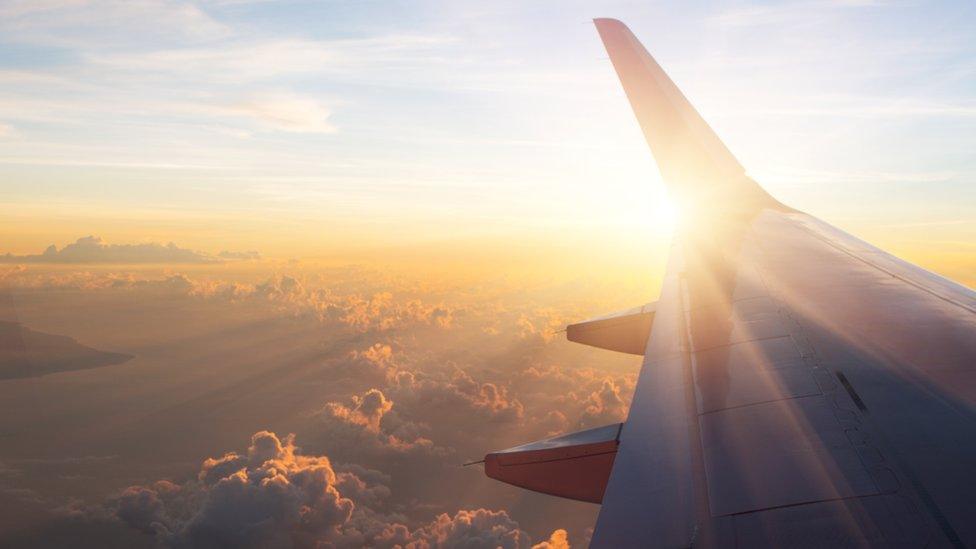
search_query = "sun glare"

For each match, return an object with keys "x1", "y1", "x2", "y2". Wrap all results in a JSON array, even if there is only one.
[{"x1": 654, "y1": 197, "x2": 679, "y2": 233}]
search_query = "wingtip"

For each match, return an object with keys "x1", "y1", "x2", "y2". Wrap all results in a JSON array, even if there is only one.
[
  {"x1": 593, "y1": 17, "x2": 626, "y2": 28},
  {"x1": 591, "y1": 14, "x2": 782, "y2": 214}
]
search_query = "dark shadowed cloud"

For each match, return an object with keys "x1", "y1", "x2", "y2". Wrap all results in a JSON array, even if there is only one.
[{"x1": 0, "y1": 321, "x2": 132, "y2": 379}]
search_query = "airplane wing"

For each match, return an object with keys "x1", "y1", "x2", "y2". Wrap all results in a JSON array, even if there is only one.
[{"x1": 483, "y1": 18, "x2": 976, "y2": 547}]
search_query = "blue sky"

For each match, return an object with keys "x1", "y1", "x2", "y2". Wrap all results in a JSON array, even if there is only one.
[{"x1": 0, "y1": 0, "x2": 974, "y2": 275}]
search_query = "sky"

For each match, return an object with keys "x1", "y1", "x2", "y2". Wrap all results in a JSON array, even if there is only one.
[
  {"x1": 0, "y1": 2, "x2": 975, "y2": 548},
  {"x1": 0, "y1": 0, "x2": 973, "y2": 284}
]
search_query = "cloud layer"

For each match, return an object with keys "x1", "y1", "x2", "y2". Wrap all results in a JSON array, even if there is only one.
[
  {"x1": 0, "y1": 261, "x2": 642, "y2": 547},
  {"x1": 116, "y1": 430, "x2": 563, "y2": 548},
  {"x1": 0, "y1": 236, "x2": 260, "y2": 264}
]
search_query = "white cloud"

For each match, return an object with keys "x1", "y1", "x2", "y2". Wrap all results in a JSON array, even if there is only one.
[
  {"x1": 0, "y1": 0, "x2": 230, "y2": 46},
  {"x1": 753, "y1": 167, "x2": 961, "y2": 187},
  {"x1": 711, "y1": 0, "x2": 886, "y2": 28},
  {"x1": 225, "y1": 93, "x2": 336, "y2": 133},
  {"x1": 728, "y1": 95, "x2": 976, "y2": 119},
  {"x1": 85, "y1": 39, "x2": 337, "y2": 80},
  {"x1": 80, "y1": 33, "x2": 455, "y2": 85},
  {"x1": 0, "y1": 33, "x2": 453, "y2": 139}
]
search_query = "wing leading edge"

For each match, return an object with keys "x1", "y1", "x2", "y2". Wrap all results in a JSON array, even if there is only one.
[{"x1": 593, "y1": 17, "x2": 781, "y2": 216}]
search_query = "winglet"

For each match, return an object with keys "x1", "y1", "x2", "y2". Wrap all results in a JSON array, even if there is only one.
[{"x1": 594, "y1": 18, "x2": 783, "y2": 214}]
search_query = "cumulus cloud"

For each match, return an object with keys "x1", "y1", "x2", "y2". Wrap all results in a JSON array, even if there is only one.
[
  {"x1": 326, "y1": 389, "x2": 393, "y2": 432},
  {"x1": 217, "y1": 250, "x2": 261, "y2": 261},
  {"x1": 389, "y1": 366, "x2": 525, "y2": 428},
  {"x1": 515, "y1": 311, "x2": 564, "y2": 344},
  {"x1": 116, "y1": 482, "x2": 174, "y2": 535},
  {"x1": 336, "y1": 344, "x2": 399, "y2": 383},
  {"x1": 374, "y1": 508, "x2": 533, "y2": 549},
  {"x1": 314, "y1": 336, "x2": 635, "y2": 470},
  {"x1": 0, "y1": 269, "x2": 201, "y2": 292},
  {"x1": 579, "y1": 379, "x2": 628, "y2": 429},
  {"x1": 339, "y1": 292, "x2": 454, "y2": 332},
  {"x1": 317, "y1": 389, "x2": 446, "y2": 458},
  {"x1": 334, "y1": 464, "x2": 391, "y2": 509},
  {"x1": 227, "y1": 278, "x2": 457, "y2": 331},
  {"x1": 515, "y1": 365, "x2": 635, "y2": 431},
  {"x1": 0, "y1": 236, "x2": 259, "y2": 264},
  {"x1": 532, "y1": 529, "x2": 571, "y2": 549},
  {"x1": 115, "y1": 431, "x2": 561, "y2": 548},
  {"x1": 2, "y1": 269, "x2": 458, "y2": 336},
  {"x1": 119, "y1": 431, "x2": 355, "y2": 548}
]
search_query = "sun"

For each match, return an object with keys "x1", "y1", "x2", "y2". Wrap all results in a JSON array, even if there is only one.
[{"x1": 653, "y1": 197, "x2": 680, "y2": 233}]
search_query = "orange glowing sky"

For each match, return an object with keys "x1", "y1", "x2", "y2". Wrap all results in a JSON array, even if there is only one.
[{"x1": 0, "y1": 1, "x2": 974, "y2": 287}]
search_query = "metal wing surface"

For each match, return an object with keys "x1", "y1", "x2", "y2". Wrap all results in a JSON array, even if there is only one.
[{"x1": 589, "y1": 18, "x2": 976, "y2": 548}]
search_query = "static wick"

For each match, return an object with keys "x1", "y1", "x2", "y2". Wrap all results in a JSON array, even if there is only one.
[{"x1": 462, "y1": 459, "x2": 485, "y2": 467}]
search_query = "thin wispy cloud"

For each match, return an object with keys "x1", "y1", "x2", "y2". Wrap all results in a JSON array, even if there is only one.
[
  {"x1": 0, "y1": 0, "x2": 231, "y2": 46},
  {"x1": 881, "y1": 219, "x2": 976, "y2": 229},
  {"x1": 724, "y1": 95, "x2": 976, "y2": 119},
  {"x1": 0, "y1": 0, "x2": 973, "y2": 278},
  {"x1": 83, "y1": 35, "x2": 456, "y2": 80},
  {"x1": 711, "y1": 0, "x2": 887, "y2": 28},
  {"x1": 754, "y1": 167, "x2": 962, "y2": 186},
  {"x1": 215, "y1": 93, "x2": 338, "y2": 133}
]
